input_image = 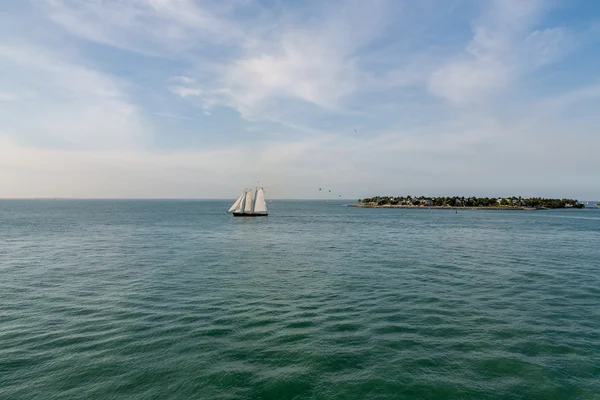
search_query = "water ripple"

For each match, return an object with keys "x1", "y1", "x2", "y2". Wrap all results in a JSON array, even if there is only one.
[{"x1": 1, "y1": 200, "x2": 599, "y2": 399}]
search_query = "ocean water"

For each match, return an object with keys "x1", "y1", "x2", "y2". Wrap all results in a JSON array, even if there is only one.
[{"x1": 1, "y1": 200, "x2": 599, "y2": 400}]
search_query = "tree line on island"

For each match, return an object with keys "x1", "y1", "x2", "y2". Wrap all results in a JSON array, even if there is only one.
[{"x1": 357, "y1": 196, "x2": 584, "y2": 209}]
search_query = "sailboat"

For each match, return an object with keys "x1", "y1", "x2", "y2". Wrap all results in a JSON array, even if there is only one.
[{"x1": 228, "y1": 188, "x2": 268, "y2": 217}]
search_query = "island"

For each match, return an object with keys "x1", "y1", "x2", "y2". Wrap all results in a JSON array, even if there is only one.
[{"x1": 354, "y1": 196, "x2": 585, "y2": 210}]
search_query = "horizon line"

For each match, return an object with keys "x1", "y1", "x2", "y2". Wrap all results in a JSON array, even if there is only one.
[{"x1": 0, "y1": 197, "x2": 356, "y2": 201}]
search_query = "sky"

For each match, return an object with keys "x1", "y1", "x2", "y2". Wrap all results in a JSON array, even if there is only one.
[{"x1": 1, "y1": 0, "x2": 599, "y2": 200}]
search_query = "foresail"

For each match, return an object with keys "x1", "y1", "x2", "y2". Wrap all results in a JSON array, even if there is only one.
[
  {"x1": 228, "y1": 192, "x2": 244, "y2": 212},
  {"x1": 243, "y1": 190, "x2": 253, "y2": 213},
  {"x1": 253, "y1": 188, "x2": 267, "y2": 213},
  {"x1": 235, "y1": 191, "x2": 247, "y2": 212}
]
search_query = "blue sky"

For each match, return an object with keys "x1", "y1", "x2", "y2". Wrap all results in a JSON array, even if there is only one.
[{"x1": 1, "y1": 0, "x2": 599, "y2": 199}]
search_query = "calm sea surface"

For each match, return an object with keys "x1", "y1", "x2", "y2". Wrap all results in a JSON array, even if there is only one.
[{"x1": 1, "y1": 200, "x2": 599, "y2": 399}]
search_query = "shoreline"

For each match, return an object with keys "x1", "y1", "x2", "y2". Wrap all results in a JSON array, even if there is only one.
[{"x1": 352, "y1": 204, "x2": 541, "y2": 211}]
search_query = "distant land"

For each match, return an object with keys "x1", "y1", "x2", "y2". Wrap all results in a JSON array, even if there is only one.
[{"x1": 355, "y1": 196, "x2": 585, "y2": 210}]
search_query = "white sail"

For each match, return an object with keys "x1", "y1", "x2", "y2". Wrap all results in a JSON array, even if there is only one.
[
  {"x1": 253, "y1": 187, "x2": 267, "y2": 213},
  {"x1": 235, "y1": 190, "x2": 247, "y2": 212},
  {"x1": 228, "y1": 192, "x2": 245, "y2": 213},
  {"x1": 243, "y1": 190, "x2": 253, "y2": 213}
]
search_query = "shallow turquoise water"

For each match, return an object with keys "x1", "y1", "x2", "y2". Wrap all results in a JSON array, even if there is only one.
[{"x1": 1, "y1": 200, "x2": 599, "y2": 399}]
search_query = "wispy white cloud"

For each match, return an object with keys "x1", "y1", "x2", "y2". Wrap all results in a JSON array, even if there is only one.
[
  {"x1": 37, "y1": 0, "x2": 421, "y2": 121},
  {"x1": 429, "y1": 0, "x2": 570, "y2": 106},
  {"x1": 43, "y1": 0, "x2": 242, "y2": 57},
  {"x1": 161, "y1": 1, "x2": 393, "y2": 119},
  {"x1": 155, "y1": 112, "x2": 198, "y2": 121},
  {"x1": 170, "y1": 76, "x2": 195, "y2": 84},
  {"x1": 0, "y1": 43, "x2": 144, "y2": 149},
  {"x1": 223, "y1": 2, "x2": 390, "y2": 115},
  {"x1": 42, "y1": 0, "x2": 390, "y2": 119},
  {"x1": 169, "y1": 86, "x2": 203, "y2": 98}
]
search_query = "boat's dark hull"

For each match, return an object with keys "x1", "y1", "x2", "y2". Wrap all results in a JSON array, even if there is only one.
[{"x1": 233, "y1": 212, "x2": 268, "y2": 217}]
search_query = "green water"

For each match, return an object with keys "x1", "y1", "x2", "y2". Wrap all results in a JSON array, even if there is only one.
[{"x1": 1, "y1": 200, "x2": 599, "y2": 399}]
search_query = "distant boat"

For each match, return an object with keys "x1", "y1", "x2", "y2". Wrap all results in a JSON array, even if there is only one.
[{"x1": 228, "y1": 188, "x2": 268, "y2": 217}]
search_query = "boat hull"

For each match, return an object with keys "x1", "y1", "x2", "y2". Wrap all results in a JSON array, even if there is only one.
[{"x1": 233, "y1": 212, "x2": 268, "y2": 217}]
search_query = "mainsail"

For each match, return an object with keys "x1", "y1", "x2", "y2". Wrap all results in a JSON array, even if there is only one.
[
  {"x1": 253, "y1": 187, "x2": 267, "y2": 213},
  {"x1": 228, "y1": 192, "x2": 245, "y2": 213},
  {"x1": 243, "y1": 190, "x2": 253, "y2": 213}
]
